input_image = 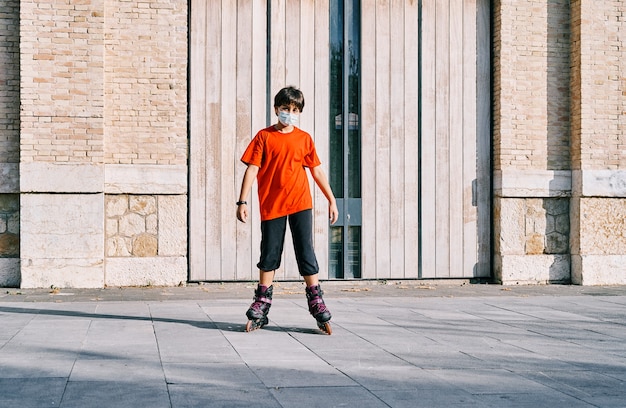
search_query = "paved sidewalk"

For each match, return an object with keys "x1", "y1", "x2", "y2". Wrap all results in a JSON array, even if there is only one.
[{"x1": 1, "y1": 282, "x2": 626, "y2": 407}]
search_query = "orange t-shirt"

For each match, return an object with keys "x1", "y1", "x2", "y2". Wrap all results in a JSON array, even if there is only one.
[{"x1": 241, "y1": 126, "x2": 321, "y2": 221}]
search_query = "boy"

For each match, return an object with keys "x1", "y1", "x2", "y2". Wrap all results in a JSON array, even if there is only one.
[{"x1": 236, "y1": 86, "x2": 339, "y2": 334}]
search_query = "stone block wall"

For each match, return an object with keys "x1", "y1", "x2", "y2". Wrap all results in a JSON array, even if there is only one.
[
  {"x1": 105, "y1": 194, "x2": 187, "y2": 287},
  {"x1": 0, "y1": 194, "x2": 19, "y2": 286},
  {"x1": 494, "y1": 197, "x2": 570, "y2": 284}
]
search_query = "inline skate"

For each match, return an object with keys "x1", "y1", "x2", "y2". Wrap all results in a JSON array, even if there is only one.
[
  {"x1": 306, "y1": 284, "x2": 332, "y2": 335},
  {"x1": 245, "y1": 284, "x2": 273, "y2": 332}
]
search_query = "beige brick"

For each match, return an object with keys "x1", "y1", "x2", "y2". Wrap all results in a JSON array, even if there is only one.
[
  {"x1": 104, "y1": 0, "x2": 187, "y2": 166},
  {"x1": 20, "y1": 0, "x2": 105, "y2": 164},
  {"x1": 494, "y1": 0, "x2": 571, "y2": 171}
]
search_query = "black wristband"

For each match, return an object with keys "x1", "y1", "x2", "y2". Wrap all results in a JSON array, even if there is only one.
[{"x1": 236, "y1": 201, "x2": 247, "y2": 206}]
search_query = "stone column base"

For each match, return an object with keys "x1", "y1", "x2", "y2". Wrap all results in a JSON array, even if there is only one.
[
  {"x1": 571, "y1": 255, "x2": 626, "y2": 285},
  {"x1": 0, "y1": 259, "x2": 20, "y2": 287},
  {"x1": 105, "y1": 257, "x2": 187, "y2": 287},
  {"x1": 495, "y1": 254, "x2": 570, "y2": 285},
  {"x1": 20, "y1": 193, "x2": 104, "y2": 289}
]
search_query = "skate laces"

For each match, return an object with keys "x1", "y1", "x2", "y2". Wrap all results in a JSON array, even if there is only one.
[
  {"x1": 309, "y1": 299, "x2": 328, "y2": 314},
  {"x1": 307, "y1": 286, "x2": 328, "y2": 314},
  {"x1": 250, "y1": 298, "x2": 270, "y2": 313},
  {"x1": 250, "y1": 285, "x2": 272, "y2": 313}
]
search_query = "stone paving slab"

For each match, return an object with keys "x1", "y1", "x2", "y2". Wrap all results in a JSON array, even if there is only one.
[{"x1": 0, "y1": 283, "x2": 625, "y2": 407}]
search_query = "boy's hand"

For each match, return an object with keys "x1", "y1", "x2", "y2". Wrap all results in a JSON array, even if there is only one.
[
  {"x1": 329, "y1": 202, "x2": 339, "y2": 225},
  {"x1": 237, "y1": 204, "x2": 248, "y2": 223}
]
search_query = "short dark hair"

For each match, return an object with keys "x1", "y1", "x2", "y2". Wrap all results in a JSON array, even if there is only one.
[{"x1": 274, "y1": 86, "x2": 305, "y2": 111}]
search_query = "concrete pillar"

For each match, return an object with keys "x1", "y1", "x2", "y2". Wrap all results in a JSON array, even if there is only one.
[
  {"x1": 493, "y1": 0, "x2": 572, "y2": 284},
  {"x1": 569, "y1": 1, "x2": 626, "y2": 285},
  {"x1": 19, "y1": 1, "x2": 106, "y2": 287}
]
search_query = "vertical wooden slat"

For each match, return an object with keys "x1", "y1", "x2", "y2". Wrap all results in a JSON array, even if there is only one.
[
  {"x1": 311, "y1": 0, "x2": 331, "y2": 279},
  {"x1": 389, "y1": 0, "x2": 405, "y2": 278},
  {"x1": 420, "y1": 0, "x2": 437, "y2": 278},
  {"x1": 463, "y1": 0, "x2": 479, "y2": 277},
  {"x1": 271, "y1": 0, "x2": 286, "y2": 91},
  {"x1": 449, "y1": 0, "x2": 464, "y2": 277},
  {"x1": 282, "y1": 1, "x2": 302, "y2": 279},
  {"x1": 300, "y1": 1, "x2": 315, "y2": 135},
  {"x1": 404, "y1": 0, "x2": 420, "y2": 278},
  {"x1": 234, "y1": 0, "x2": 254, "y2": 281},
  {"x1": 284, "y1": 1, "x2": 301, "y2": 86},
  {"x1": 375, "y1": 0, "x2": 391, "y2": 279},
  {"x1": 300, "y1": 0, "x2": 314, "y2": 208},
  {"x1": 205, "y1": 1, "x2": 223, "y2": 280},
  {"x1": 269, "y1": 1, "x2": 287, "y2": 279},
  {"x1": 360, "y1": 0, "x2": 377, "y2": 279},
  {"x1": 434, "y1": 0, "x2": 450, "y2": 278},
  {"x1": 188, "y1": 0, "x2": 208, "y2": 281},
  {"x1": 249, "y1": 0, "x2": 268, "y2": 281},
  {"x1": 219, "y1": 0, "x2": 237, "y2": 280},
  {"x1": 476, "y1": 0, "x2": 491, "y2": 276}
]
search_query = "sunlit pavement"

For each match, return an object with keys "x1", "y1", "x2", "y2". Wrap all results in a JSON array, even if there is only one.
[{"x1": 1, "y1": 282, "x2": 625, "y2": 407}]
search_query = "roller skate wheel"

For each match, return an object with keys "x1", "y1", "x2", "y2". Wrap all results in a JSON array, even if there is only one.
[
  {"x1": 245, "y1": 320, "x2": 254, "y2": 332},
  {"x1": 318, "y1": 321, "x2": 332, "y2": 335},
  {"x1": 245, "y1": 317, "x2": 268, "y2": 332}
]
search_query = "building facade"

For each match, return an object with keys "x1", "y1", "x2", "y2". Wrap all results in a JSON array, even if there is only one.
[{"x1": 0, "y1": 0, "x2": 624, "y2": 288}]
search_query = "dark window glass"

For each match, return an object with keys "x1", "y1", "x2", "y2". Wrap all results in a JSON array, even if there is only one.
[{"x1": 329, "y1": 0, "x2": 361, "y2": 279}]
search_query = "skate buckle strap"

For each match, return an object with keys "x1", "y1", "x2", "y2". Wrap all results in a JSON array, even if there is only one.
[{"x1": 256, "y1": 296, "x2": 272, "y2": 304}]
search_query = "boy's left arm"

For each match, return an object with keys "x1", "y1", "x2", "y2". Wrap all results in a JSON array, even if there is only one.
[{"x1": 310, "y1": 165, "x2": 339, "y2": 225}]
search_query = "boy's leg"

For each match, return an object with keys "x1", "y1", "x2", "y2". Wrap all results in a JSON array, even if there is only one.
[
  {"x1": 248, "y1": 269, "x2": 275, "y2": 320},
  {"x1": 259, "y1": 269, "x2": 275, "y2": 286},
  {"x1": 245, "y1": 282, "x2": 274, "y2": 331},
  {"x1": 245, "y1": 216, "x2": 287, "y2": 331},
  {"x1": 257, "y1": 215, "x2": 288, "y2": 272},
  {"x1": 288, "y1": 210, "x2": 331, "y2": 329},
  {"x1": 287, "y1": 209, "x2": 319, "y2": 276},
  {"x1": 303, "y1": 274, "x2": 318, "y2": 286}
]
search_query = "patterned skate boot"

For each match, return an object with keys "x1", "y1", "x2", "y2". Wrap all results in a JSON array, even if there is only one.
[
  {"x1": 306, "y1": 284, "x2": 332, "y2": 335},
  {"x1": 245, "y1": 284, "x2": 273, "y2": 332}
]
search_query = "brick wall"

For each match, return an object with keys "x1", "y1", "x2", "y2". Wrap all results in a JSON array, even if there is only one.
[
  {"x1": 19, "y1": 0, "x2": 105, "y2": 164},
  {"x1": 493, "y1": 0, "x2": 571, "y2": 171},
  {"x1": 18, "y1": 0, "x2": 187, "y2": 166},
  {"x1": 104, "y1": 0, "x2": 187, "y2": 165},
  {"x1": 13, "y1": 1, "x2": 188, "y2": 288},
  {"x1": 571, "y1": 0, "x2": 626, "y2": 170},
  {"x1": 0, "y1": 0, "x2": 20, "y2": 164}
]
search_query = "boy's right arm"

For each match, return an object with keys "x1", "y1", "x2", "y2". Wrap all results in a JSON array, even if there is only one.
[{"x1": 237, "y1": 164, "x2": 259, "y2": 223}]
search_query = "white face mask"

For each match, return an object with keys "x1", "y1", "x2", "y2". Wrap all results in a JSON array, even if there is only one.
[{"x1": 278, "y1": 111, "x2": 299, "y2": 126}]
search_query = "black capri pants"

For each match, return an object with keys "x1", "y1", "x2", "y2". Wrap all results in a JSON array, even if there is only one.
[{"x1": 257, "y1": 209, "x2": 319, "y2": 276}]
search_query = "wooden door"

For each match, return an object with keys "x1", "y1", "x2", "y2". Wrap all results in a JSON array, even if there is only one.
[
  {"x1": 189, "y1": 0, "x2": 330, "y2": 281},
  {"x1": 419, "y1": 0, "x2": 491, "y2": 278},
  {"x1": 188, "y1": 0, "x2": 491, "y2": 281}
]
